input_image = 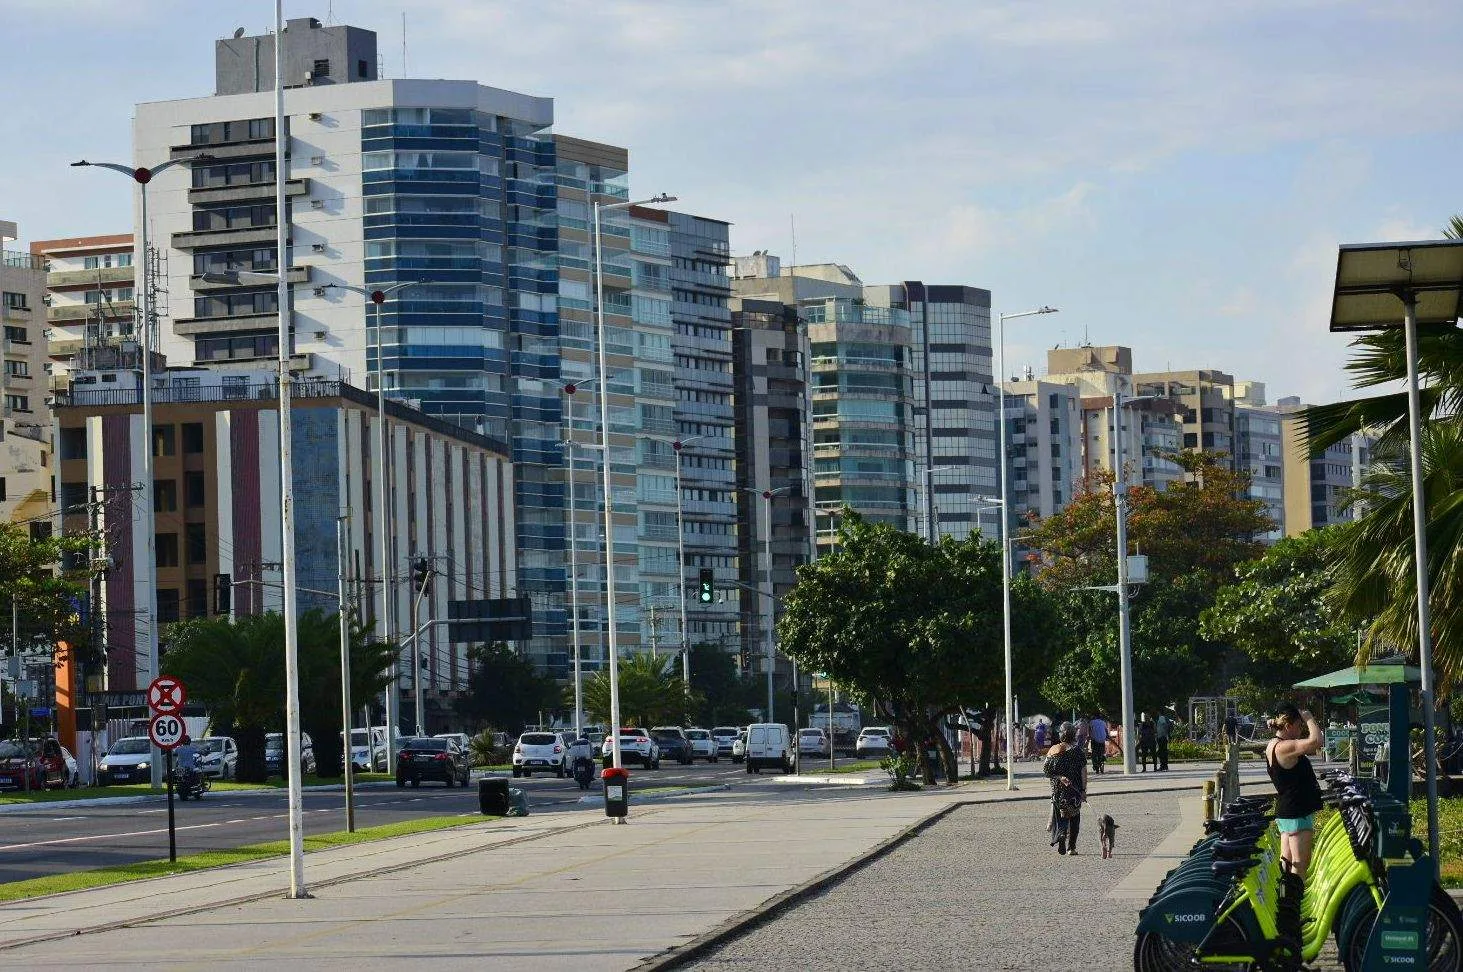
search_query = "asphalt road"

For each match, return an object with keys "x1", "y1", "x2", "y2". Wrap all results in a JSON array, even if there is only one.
[{"x1": 0, "y1": 755, "x2": 852, "y2": 883}]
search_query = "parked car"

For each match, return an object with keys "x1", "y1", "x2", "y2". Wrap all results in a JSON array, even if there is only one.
[
  {"x1": 196, "y1": 737, "x2": 238, "y2": 780},
  {"x1": 0, "y1": 738, "x2": 72, "y2": 790},
  {"x1": 684, "y1": 728, "x2": 719, "y2": 763},
  {"x1": 396, "y1": 736, "x2": 472, "y2": 788},
  {"x1": 602, "y1": 728, "x2": 660, "y2": 769},
  {"x1": 798, "y1": 727, "x2": 830, "y2": 758},
  {"x1": 731, "y1": 731, "x2": 747, "y2": 763},
  {"x1": 650, "y1": 727, "x2": 693, "y2": 765},
  {"x1": 434, "y1": 732, "x2": 471, "y2": 752},
  {"x1": 855, "y1": 726, "x2": 894, "y2": 760},
  {"x1": 512, "y1": 731, "x2": 567, "y2": 778},
  {"x1": 265, "y1": 732, "x2": 317, "y2": 777},
  {"x1": 343, "y1": 728, "x2": 387, "y2": 773},
  {"x1": 745, "y1": 724, "x2": 793, "y2": 774},
  {"x1": 711, "y1": 726, "x2": 740, "y2": 757},
  {"x1": 98, "y1": 736, "x2": 154, "y2": 786}
]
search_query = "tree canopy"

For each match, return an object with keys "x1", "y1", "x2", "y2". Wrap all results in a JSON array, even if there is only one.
[
  {"x1": 455, "y1": 642, "x2": 562, "y2": 735},
  {"x1": 580, "y1": 652, "x2": 696, "y2": 728}
]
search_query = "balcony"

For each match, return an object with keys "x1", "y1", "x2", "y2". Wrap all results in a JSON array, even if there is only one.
[
  {"x1": 1, "y1": 304, "x2": 37, "y2": 323},
  {"x1": 187, "y1": 178, "x2": 309, "y2": 208},
  {"x1": 47, "y1": 265, "x2": 134, "y2": 288},
  {"x1": 169, "y1": 138, "x2": 275, "y2": 163},
  {"x1": 171, "y1": 225, "x2": 277, "y2": 250},
  {"x1": 172, "y1": 311, "x2": 278, "y2": 336},
  {"x1": 48, "y1": 301, "x2": 134, "y2": 322},
  {"x1": 188, "y1": 265, "x2": 310, "y2": 292}
]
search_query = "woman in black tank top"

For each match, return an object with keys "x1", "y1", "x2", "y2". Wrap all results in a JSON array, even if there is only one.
[{"x1": 1265, "y1": 704, "x2": 1324, "y2": 880}]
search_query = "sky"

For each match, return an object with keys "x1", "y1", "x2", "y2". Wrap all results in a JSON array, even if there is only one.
[{"x1": 2, "y1": 0, "x2": 1460, "y2": 405}]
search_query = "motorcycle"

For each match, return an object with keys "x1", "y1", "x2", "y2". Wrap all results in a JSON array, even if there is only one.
[
  {"x1": 170, "y1": 767, "x2": 210, "y2": 800},
  {"x1": 572, "y1": 756, "x2": 596, "y2": 791}
]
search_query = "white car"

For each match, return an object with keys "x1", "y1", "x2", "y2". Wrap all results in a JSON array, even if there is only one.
[
  {"x1": 601, "y1": 728, "x2": 660, "y2": 769},
  {"x1": 512, "y1": 731, "x2": 566, "y2": 778},
  {"x1": 99, "y1": 736, "x2": 154, "y2": 785},
  {"x1": 343, "y1": 728, "x2": 383, "y2": 773},
  {"x1": 798, "y1": 727, "x2": 830, "y2": 757},
  {"x1": 684, "y1": 728, "x2": 719, "y2": 763},
  {"x1": 745, "y1": 724, "x2": 793, "y2": 774},
  {"x1": 855, "y1": 726, "x2": 894, "y2": 760},
  {"x1": 196, "y1": 737, "x2": 238, "y2": 780},
  {"x1": 711, "y1": 726, "x2": 740, "y2": 757}
]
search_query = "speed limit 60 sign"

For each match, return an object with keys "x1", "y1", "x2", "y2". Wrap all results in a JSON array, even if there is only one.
[{"x1": 149, "y1": 712, "x2": 186, "y2": 750}]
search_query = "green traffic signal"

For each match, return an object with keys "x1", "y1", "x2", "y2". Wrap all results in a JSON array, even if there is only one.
[{"x1": 698, "y1": 567, "x2": 714, "y2": 603}]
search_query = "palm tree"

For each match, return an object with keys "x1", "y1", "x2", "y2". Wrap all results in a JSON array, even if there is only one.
[
  {"x1": 580, "y1": 653, "x2": 696, "y2": 728},
  {"x1": 1328, "y1": 419, "x2": 1463, "y2": 686}
]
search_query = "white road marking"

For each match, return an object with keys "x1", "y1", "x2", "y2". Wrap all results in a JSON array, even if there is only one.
[{"x1": 0, "y1": 820, "x2": 229, "y2": 852}]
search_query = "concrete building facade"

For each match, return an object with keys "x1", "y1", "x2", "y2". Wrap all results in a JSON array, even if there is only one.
[
  {"x1": 1277, "y1": 396, "x2": 1374, "y2": 535},
  {"x1": 31, "y1": 234, "x2": 136, "y2": 380},
  {"x1": 1, "y1": 220, "x2": 52, "y2": 525},
  {"x1": 1000, "y1": 377, "x2": 1084, "y2": 523},
  {"x1": 1229, "y1": 381, "x2": 1286, "y2": 541},
  {"x1": 55, "y1": 364, "x2": 515, "y2": 726}
]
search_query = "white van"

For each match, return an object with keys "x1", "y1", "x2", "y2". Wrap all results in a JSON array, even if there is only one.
[{"x1": 744, "y1": 723, "x2": 793, "y2": 774}]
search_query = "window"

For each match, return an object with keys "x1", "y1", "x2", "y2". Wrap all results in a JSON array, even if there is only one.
[
  {"x1": 185, "y1": 470, "x2": 205, "y2": 508},
  {"x1": 195, "y1": 332, "x2": 279, "y2": 361},
  {"x1": 157, "y1": 589, "x2": 180, "y2": 624},
  {"x1": 4, "y1": 360, "x2": 29, "y2": 378},
  {"x1": 4, "y1": 394, "x2": 29, "y2": 413},
  {"x1": 59, "y1": 427, "x2": 86, "y2": 461},
  {"x1": 186, "y1": 523, "x2": 207, "y2": 565},
  {"x1": 186, "y1": 579, "x2": 208, "y2": 619},
  {"x1": 357, "y1": 58, "x2": 369, "y2": 78},
  {"x1": 311, "y1": 58, "x2": 330, "y2": 78},
  {"x1": 153, "y1": 425, "x2": 175, "y2": 457},
  {"x1": 182, "y1": 423, "x2": 204, "y2": 454},
  {"x1": 156, "y1": 533, "x2": 179, "y2": 568},
  {"x1": 0, "y1": 477, "x2": 5, "y2": 502},
  {"x1": 154, "y1": 479, "x2": 177, "y2": 513},
  {"x1": 2, "y1": 292, "x2": 28, "y2": 311},
  {"x1": 3, "y1": 326, "x2": 26, "y2": 343}
]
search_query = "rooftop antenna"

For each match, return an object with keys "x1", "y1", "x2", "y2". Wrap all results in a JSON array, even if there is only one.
[
  {"x1": 789, "y1": 214, "x2": 798, "y2": 271},
  {"x1": 402, "y1": 12, "x2": 408, "y2": 78}
]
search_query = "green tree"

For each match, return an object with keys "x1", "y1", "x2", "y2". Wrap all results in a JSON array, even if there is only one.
[
  {"x1": 1200, "y1": 528, "x2": 1358, "y2": 694},
  {"x1": 164, "y1": 610, "x2": 394, "y2": 782},
  {"x1": 0, "y1": 522, "x2": 95, "y2": 669},
  {"x1": 581, "y1": 653, "x2": 697, "y2": 728},
  {"x1": 1026, "y1": 454, "x2": 1273, "y2": 717},
  {"x1": 455, "y1": 642, "x2": 561, "y2": 735},
  {"x1": 686, "y1": 643, "x2": 758, "y2": 727},
  {"x1": 775, "y1": 513, "x2": 1060, "y2": 782}
]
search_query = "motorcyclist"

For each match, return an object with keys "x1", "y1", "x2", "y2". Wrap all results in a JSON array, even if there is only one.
[
  {"x1": 567, "y1": 734, "x2": 595, "y2": 787},
  {"x1": 173, "y1": 734, "x2": 200, "y2": 793}
]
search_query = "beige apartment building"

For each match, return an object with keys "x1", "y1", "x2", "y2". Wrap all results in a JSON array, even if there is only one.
[
  {"x1": 1, "y1": 220, "x2": 52, "y2": 525},
  {"x1": 31, "y1": 233, "x2": 136, "y2": 379}
]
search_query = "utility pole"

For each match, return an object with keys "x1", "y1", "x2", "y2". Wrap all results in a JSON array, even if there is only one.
[
  {"x1": 647, "y1": 604, "x2": 659, "y2": 657},
  {"x1": 1113, "y1": 389, "x2": 1137, "y2": 775}
]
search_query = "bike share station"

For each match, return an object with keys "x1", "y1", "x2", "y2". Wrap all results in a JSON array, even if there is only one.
[{"x1": 1133, "y1": 661, "x2": 1463, "y2": 971}]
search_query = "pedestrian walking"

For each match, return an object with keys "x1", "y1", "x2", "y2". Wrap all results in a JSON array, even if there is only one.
[
  {"x1": 1044, "y1": 724, "x2": 1087, "y2": 855},
  {"x1": 1137, "y1": 713, "x2": 1157, "y2": 772},
  {"x1": 1155, "y1": 710, "x2": 1172, "y2": 771},
  {"x1": 1089, "y1": 711, "x2": 1109, "y2": 774},
  {"x1": 1034, "y1": 720, "x2": 1048, "y2": 753}
]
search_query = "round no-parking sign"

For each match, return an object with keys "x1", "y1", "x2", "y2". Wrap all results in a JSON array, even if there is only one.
[{"x1": 149, "y1": 712, "x2": 186, "y2": 750}]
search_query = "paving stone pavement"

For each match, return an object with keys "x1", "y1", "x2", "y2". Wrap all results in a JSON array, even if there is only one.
[{"x1": 685, "y1": 788, "x2": 1190, "y2": 972}]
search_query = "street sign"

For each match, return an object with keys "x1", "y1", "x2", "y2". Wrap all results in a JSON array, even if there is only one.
[
  {"x1": 148, "y1": 712, "x2": 185, "y2": 749},
  {"x1": 28, "y1": 707, "x2": 51, "y2": 719},
  {"x1": 147, "y1": 676, "x2": 186, "y2": 714}
]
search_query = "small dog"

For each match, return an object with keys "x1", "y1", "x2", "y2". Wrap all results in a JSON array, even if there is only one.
[{"x1": 1099, "y1": 814, "x2": 1119, "y2": 859}]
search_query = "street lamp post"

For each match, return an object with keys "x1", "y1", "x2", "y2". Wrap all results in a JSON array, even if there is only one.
[
  {"x1": 1328, "y1": 238, "x2": 1463, "y2": 875},
  {"x1": 742, "y1": 485, "x2": 790, "y2": 720},
  {"x1": 593, "y1": 192, "x2": 676, "y2": 770},
  {"x1": 995, "y1": 307, "x2": 1057, "y2": 791},
  {"x1": 562, "y1": 378, "x2": 605, "y2": 737},
  {"x1": 325, "y1": 281, "x2": 418, "y2": 775},
  {"x1": 1112, "y1": 388, "x2": 1140, "y2": 775},
  {"x1": 71, "y1": 151, "x2": 212, "y2": 790}
]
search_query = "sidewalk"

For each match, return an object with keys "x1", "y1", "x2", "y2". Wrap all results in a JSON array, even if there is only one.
[{"x1": 0, "y1": 763, "x2": 1225, "y2": 970}]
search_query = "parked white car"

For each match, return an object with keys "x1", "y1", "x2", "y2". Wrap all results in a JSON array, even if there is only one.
[
  {"x1": 196, "y1": 737, "x2": 238, "y2": 780},
  {"x1": 798, "y1": 727, "x2": 830, "y2": 758},
  {"x1": 684, "y1": 728, "x2": 719, "y2": 763},
  {"x1": 512, "y1": 731, "x2": 566, "y2": 778},
  {"x1": 745, "y1": 724, "x2": 793, "y2": 774},
  {"x1": 601, "y1": 728, "x2": 660, "y2": 769},
  {"x1": 855, "y1": 726, "x2": 894, "y2": 760},
  {"x1": 99, "y1": 736, "x2": 154, "y2": 785}
]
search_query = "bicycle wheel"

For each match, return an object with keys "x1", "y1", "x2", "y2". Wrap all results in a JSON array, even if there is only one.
[
  {"x1": 1341, "y1": 885, "x2": 1463, "y2": 972},
  {"x1": 1134, "y1": 917, "x2": 1254, "y2": 972}
]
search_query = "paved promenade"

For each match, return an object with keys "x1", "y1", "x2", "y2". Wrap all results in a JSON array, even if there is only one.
[{"x1": 0, "y1": 764, "x2": 1236, "y2": 970}]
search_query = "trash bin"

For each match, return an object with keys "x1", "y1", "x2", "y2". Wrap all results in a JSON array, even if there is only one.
[
  {"x1": 602, "y1": 766, "x2": 629, "y2": 820},
  {"x1": 479, "y1": 776, "x2": 510, "y2": 816}
]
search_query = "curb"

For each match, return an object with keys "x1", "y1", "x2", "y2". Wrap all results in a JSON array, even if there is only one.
[
  {"x1": 0, "y1": 812, "x2": 607, "y2": 954},
  {"x1": 576, "y1": 784, "x2": 730, "y2": 806}
]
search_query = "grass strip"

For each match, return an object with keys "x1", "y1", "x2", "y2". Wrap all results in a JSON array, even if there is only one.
[
  {"x1": 0, "y1": 813, "x2": 484, "y2": 903},
  {"x1": 806, "y1": 760, "x2": 883, "y2": 776}
]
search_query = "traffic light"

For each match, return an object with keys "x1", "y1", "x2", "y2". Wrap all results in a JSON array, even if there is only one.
[
  {"x1": 213, "y1": 573, "x2": 232, "y2": 616},
  {"x1": 412, "y1": 557, "x2": 433, "y2": 594},
  {"x1": 698, "y1": 568, "x2": 714, "y2": 604}
]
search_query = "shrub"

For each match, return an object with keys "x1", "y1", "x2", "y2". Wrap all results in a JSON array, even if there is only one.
[{"x1": 468, "y1": 728, "x2": 509, "y2": 767}]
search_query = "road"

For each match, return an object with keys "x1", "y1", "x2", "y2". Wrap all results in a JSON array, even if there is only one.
[{"x1": 0, "y1": 755, "x2": 858, "y2": 883}]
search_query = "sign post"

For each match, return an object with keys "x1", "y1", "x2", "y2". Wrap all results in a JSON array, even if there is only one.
[{"x1": 147, "y1": 677, "x2": 187, "y2": 863}]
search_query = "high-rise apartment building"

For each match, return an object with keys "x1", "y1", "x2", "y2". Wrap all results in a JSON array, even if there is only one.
[
  {"x1": 31, "y1": 234, "x2": 136, "y2": 379},
  {"x1": 865, "y1": 282, "x2": 996, "y2": 540},
  {"x1": 1228, "y1": 381, "x2": 1286, "y2": 541},
  {"x1": 130, "y1": 16, "x2": 710, "y2": 676},
  {"x1": 1000, "y1": 377, "x2": 1084, "y2": 521},
  {"x1": 1, "y1": 220, "x2": 51, "y2": 525},
  {"x1": 1277, "y1": 396, "x2": 1373, "y2": 535},
  {"x1": 1133, "y1": 368, "x2": 1238, "y2": 469}
]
